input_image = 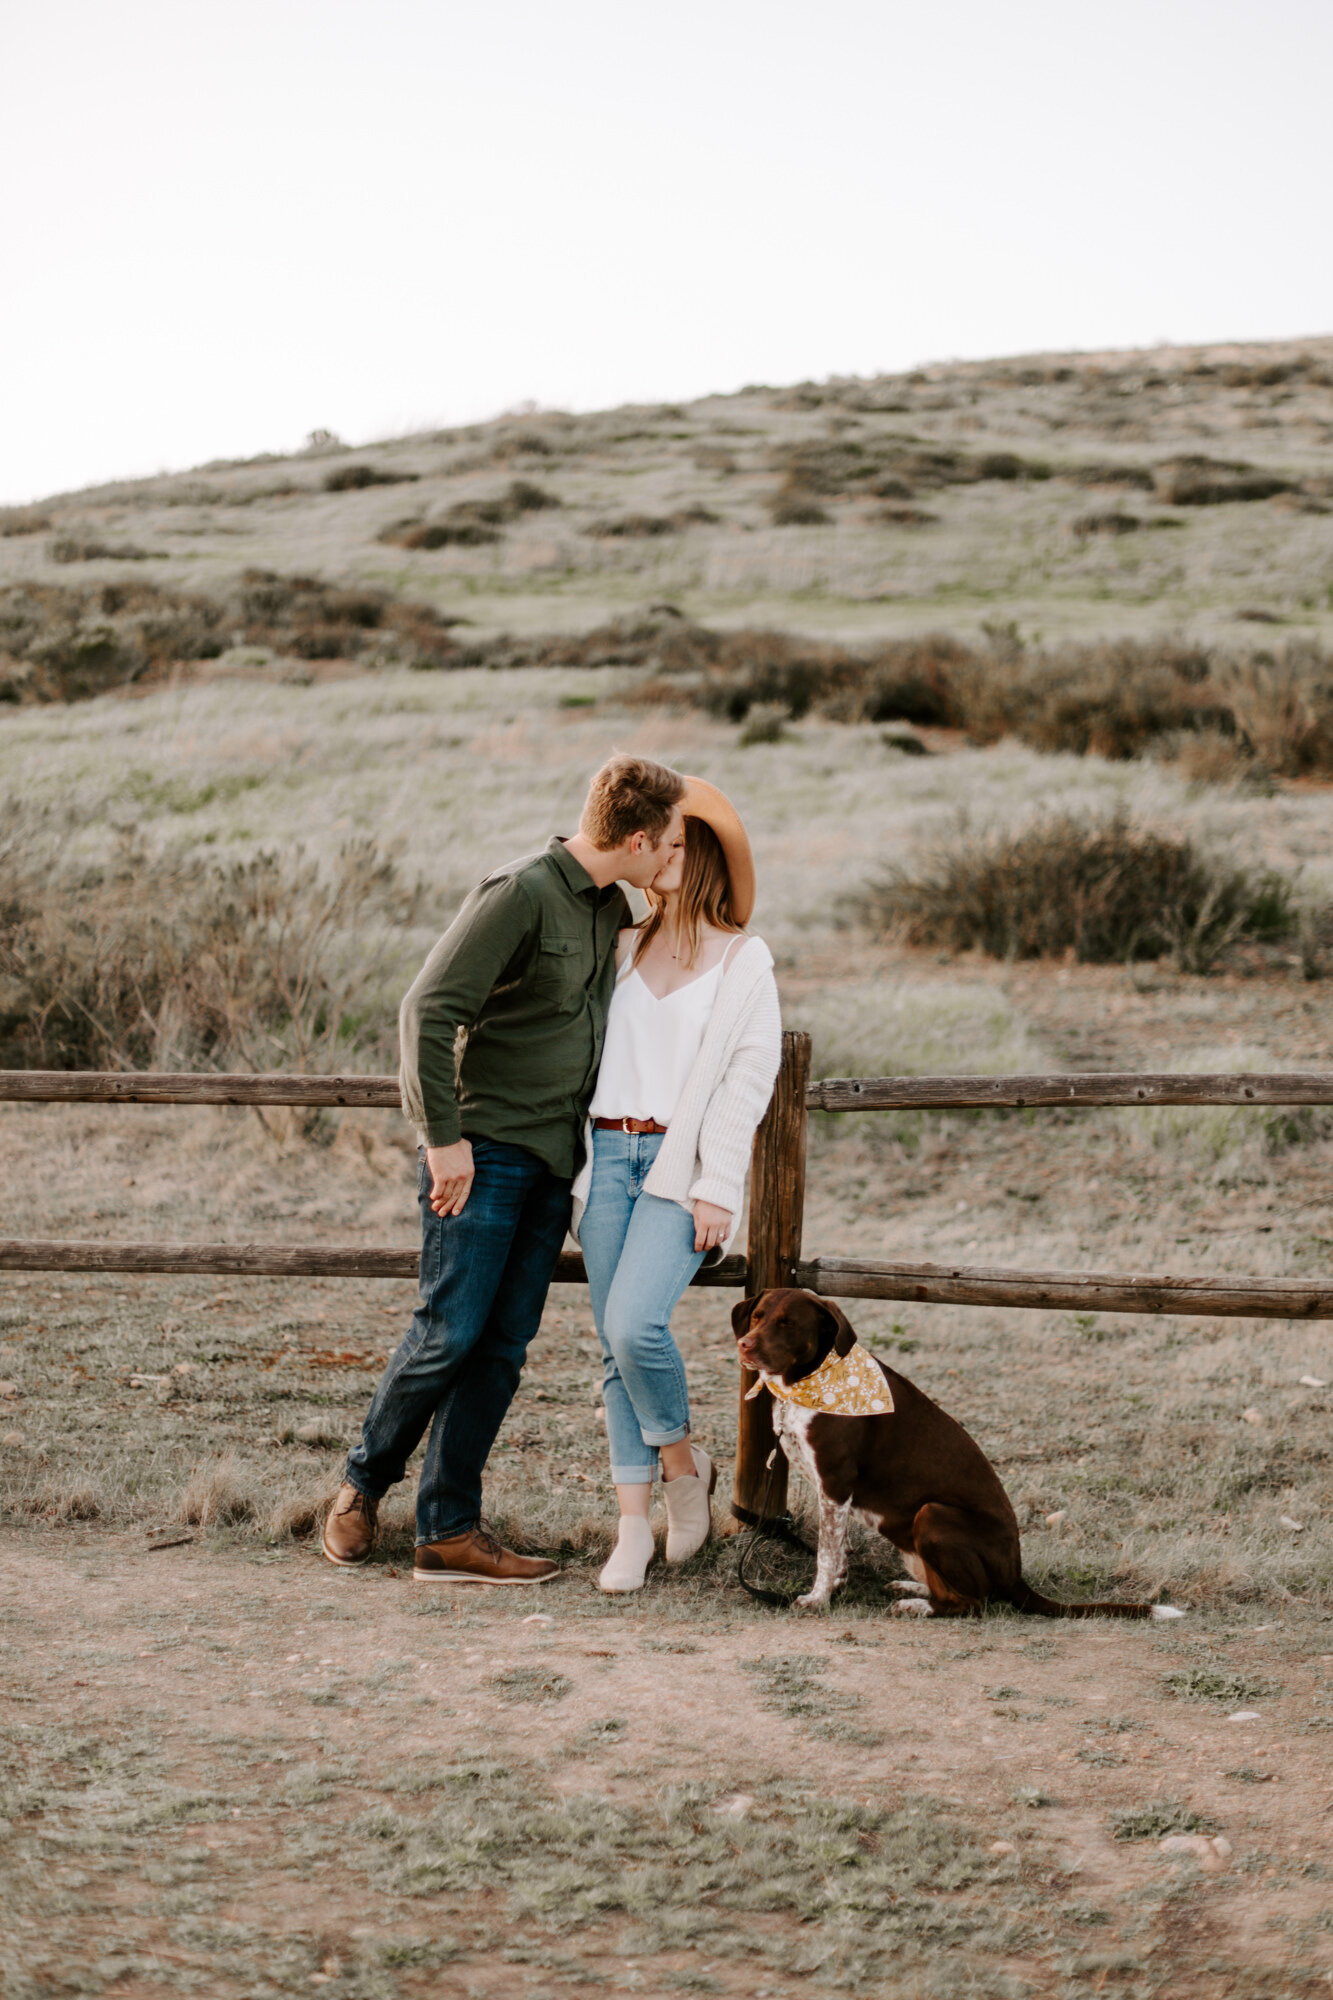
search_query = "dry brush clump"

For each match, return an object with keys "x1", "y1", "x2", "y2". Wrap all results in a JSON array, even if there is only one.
[
  {"x1": 0, "y1": 571, "x2": 465, "y2": 702},
  {"x1": 377, "y1": 478, "x2": 561, "y2": 550},
  {"x1": 0, "y1": 805, "x2": 428, "y2": 1071},
  {"x1": 322, "y1": 462, "x2": 419, "y2": 493},
  {"x1": 614, "y1": 614, "x2": 1333, "y2": 777},
  {"x1": 863, "y1": 807, "x2": 1295, "y2": 972},
  {"x1": 0, "y1": 578, "x2": 230, "y2": 702}
]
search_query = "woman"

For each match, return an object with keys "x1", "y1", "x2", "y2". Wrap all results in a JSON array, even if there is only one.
[{"x1": 572, "y1": 777, "x2": 782, "y2": 1592}]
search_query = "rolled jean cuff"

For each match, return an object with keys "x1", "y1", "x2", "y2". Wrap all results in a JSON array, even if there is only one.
[
  {"x1": 638, "y1": 1420, "x2": 691, "y2": 1449},
  {"x1": 610, "y1": 1461, "x2": 655, "y2": 1484}
]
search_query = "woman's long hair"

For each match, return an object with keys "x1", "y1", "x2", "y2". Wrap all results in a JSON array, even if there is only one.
[{"x1": 635, "y1": 816, "x2": 744, "y2": 968}]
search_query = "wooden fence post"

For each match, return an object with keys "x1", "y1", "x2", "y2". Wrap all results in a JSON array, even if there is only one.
[{"x1": 730, "y1": 1028, "x2": 811, "y2": 1525}]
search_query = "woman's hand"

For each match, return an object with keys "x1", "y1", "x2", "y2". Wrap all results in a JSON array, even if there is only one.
[{"x1": 693, "y1": 1200, "x2": 732, "y2": 1254}]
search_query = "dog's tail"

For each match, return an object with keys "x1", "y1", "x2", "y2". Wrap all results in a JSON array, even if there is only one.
[{"x1": 1010, "y1": 1579, "x2": 1184, "y2": 1622}]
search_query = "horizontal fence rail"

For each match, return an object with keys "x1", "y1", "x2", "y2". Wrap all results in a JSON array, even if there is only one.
[
  {"x1": 794, "y1": 1256, "x2": 1333, "y2": 1320},
  {"x1": 10, "y1": 1069, "x2": 1333, "y2": 1113},
  {"x1": 809, "y1": 1072, "x2": 1333, "y2": 1111},
  {"x1": 5, "y1": 1237, "x2": 1327, "y2": 1320},
  {"x1": 0, "y1": 1071, "x2": 403, "y2": 1108},
  {"x1": 0, "y1": 1240, "x2": 746, "y2": 1288}
]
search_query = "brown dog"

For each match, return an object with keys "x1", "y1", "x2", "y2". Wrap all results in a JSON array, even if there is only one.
[{"x1": 733, "y1": 1289, "x2": 1183, "y2": 1621}]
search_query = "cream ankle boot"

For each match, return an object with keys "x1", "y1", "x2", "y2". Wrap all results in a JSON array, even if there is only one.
[
  {"x1": 663, "y1": 1445, "x2": 717, "y2": 1563},
  {"x1": 598, "y1": 1514, "x2": 656, "y2": 1593}
]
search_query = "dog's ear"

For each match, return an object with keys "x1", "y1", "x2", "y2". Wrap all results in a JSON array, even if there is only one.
[
  {"x1": 731, "y1": 1295, "x2": 761, "y2": 1338},
  {"x1": 814, "y1": 1297, "x2": 857, "y2": 1356}
]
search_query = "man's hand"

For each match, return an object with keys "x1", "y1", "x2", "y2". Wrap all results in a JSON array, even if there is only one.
[
  {"x1": 426, "y1": 1139, "x2": 475, "y2": 1218},
  {"x1": 693, "y1": 1200, "x2": 732, "y2": 1254}
]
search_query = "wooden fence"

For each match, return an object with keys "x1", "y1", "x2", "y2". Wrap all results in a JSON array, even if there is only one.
[{"x1": 5, "y1": 1038, "x2": 1333, "y2": 1524}]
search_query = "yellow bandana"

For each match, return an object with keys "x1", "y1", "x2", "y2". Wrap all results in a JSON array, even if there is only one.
[{"x1": 747, "y1": 1343, "x2": 895, "y2": 1416}]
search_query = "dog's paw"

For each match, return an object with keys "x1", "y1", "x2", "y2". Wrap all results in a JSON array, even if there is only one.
[
  {"x1": 891, "y1": 1597, "x2": 935, "y2": 1618},
  {"x1": 1151, "y1": 1604, "x2": 1186, "y2": 1621},
  {"x1": 889, "y1": 1579, "x2": 930, "y2": 1597},
  {"x1": 794, "y1": 1591, "x2": 831, "y2": 1612}
]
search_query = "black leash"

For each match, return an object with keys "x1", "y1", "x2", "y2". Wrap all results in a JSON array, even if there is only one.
[{"x1": 735, "y1": 1449, "x2": 815, "y2": 1607}]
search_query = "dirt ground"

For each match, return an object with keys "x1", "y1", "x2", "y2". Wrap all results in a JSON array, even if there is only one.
[{"x1": 4, "y1": 1526, "x2": 1333, "y2": 2000}]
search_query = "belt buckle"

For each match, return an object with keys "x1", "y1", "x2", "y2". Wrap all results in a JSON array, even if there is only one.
[{"x1": 621, "y1": 1116, "x2": 634, "y2": 1134}]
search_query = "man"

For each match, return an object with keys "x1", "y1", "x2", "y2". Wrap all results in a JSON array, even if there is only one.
[{"x1": 323, "y1": 753, "x2": 686, "y2": 1584}]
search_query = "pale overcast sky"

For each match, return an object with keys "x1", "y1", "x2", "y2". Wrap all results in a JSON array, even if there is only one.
[{"x1": 2, "y1": 0, "x2": 1330, "y2": 504}]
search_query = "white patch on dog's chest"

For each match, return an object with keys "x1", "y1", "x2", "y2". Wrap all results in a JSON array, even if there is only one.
[
  {"x1": 775, "y1": 1398, "x2": 889, "y2": 1536},
  {"x1": 774, "y1": 1401, "x2": 824, "y2": 1488}
]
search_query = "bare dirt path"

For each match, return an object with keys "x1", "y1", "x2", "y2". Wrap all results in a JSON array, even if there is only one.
[{"x1": 4, "y1": 1532, "x2": 1332, "y2": 1999}]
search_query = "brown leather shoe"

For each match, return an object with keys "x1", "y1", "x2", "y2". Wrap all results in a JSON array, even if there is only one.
[
  {"x1": 322, "y1": 1484, "x2": 379, "y2": 1566},
  {"x1": 413, "y1": 1526, "x2": 560, "y2": 1586}
]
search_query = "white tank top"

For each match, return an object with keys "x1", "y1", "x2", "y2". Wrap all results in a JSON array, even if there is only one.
[{"x1": 589, "y1": 938, "x2": 741, "y2": 1128}]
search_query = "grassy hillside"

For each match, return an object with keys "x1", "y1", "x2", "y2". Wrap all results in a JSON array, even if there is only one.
[{"x1": 3, "y1": 335, "x2": 1332, "y2": 650}]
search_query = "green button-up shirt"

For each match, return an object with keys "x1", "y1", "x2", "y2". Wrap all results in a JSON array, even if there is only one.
[{"x1": 398, "y1": 836, "x2": 632, "y2": 1179}]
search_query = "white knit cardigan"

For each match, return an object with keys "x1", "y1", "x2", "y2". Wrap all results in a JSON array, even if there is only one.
[{"x1": 570, "y1": 933, "x2": 782, "y2": 1252}]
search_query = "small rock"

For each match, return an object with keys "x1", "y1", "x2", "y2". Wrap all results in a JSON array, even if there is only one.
[
  {"x1": 171, "y1": 1361, "x2": 195, "y2": 1376},
  {"x1": 1241, "y1": 1408, "x2": 1264, "y2": 1425},
  {"x1": 1045, "y1": 1510, "x2": 1067, "y2": 1527},
  {"x1": 1212, "y1": 1836, "x2": 1233, "y2": 1859},
  {"x1": 129, "y1": 1374, "x2": 168, "y2": 1388},
  {"x1": 1229, "y1": 1710, "x2": 1262, "y2": 1723},
  {"x1": 0, "y1": 1380, "x2": 18, "y2": 1398},
  {"x1": 1280, "y1": 1516, "x2": 1305, "y2": 1532},
  {"x1": 1299, "y1": 1375, "x2": 1329, "y2": 1389},
  {"x1": 1, "y1": 1431, "x2": 25, "y2": 1448},
  {"x1": 711, "y1": 1793, "x2": 755, "y2": 1818},
  {"x1": 522, "y1": 1614, "x2": 554, "y2": 1626},
  {"x1": 988, "y1": 1839, "x2": 1016, "y2": 1856}
]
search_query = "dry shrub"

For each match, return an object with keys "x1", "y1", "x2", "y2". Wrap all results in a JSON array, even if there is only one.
[
  {"x1": 770, "y1": 437, "x2": 1052, "y2": 505},
  {"x1": 1065, "y1": 462, "x2": 1155, "y2": 489},
  {"x1": 0, "y1": 808, "x2": 427, "y2": 1071},
  {"x1": 49, "y1": 536, "x2": 160, "y2": 563},
  {"x1": 181, "y1": 1454, "x2": 258, "y2": 1527},
  {"x1": 1213, "y1": 646, "x2": 1333, "y2": 774},
  {"x1": 0, "y1": 578, "x2": 228, "y2": 703},
  {"x1": 323, "y1": 463, "x2": 419, "y2": 492},
  {"x1": 230, "y1": 569, "x2": 461, "y2": 665},
  {"x1": 1072, "y1": 512, "x2": 1140, "y2": 537},
  {"x1": 46, "y1": 1483, "x2": 102, "y2": 1522},
  {"x1": 770, "y1": 495, "x2": 831, "y2": 526},
  {"x1": 268, "y1": 1486, "x2": 332, "y2": 1541},
  {"x1": 379, "y1": 480, "x2": 561, "y2": 550},
  {"x1": 1155, "y1": 455, "x2": 1297, "y2": 506},
  {"x1": 875, "y1": 504, "x2": 937, "y2": 526},
  {"x1": 958, "y1": 640, "x2": 1226, "y2": 759},
  {"x1": 0, "y1": 571, "x2": 462, "y2": 703},
  {"x1": 0, "y1": 506, "x2": 53, "y2": 536},
  {"x1": 863, "y1": 807, "x2": 1294, "y2": 971},
  {"x1": 1169, "y1": 726, "x2": 1271, "y2": 791},
  {"x1": 585, "y1": 507, "x2": 716, "y2": 538}
]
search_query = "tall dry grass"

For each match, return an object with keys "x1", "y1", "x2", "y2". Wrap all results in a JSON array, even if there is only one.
[{"x1": 0, "y1": 802, "x2": 427, "y2": 1071}]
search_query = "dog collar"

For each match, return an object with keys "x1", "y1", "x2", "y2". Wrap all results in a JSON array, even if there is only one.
[{"x1": 747, "y1": 1342, "x2": 894, "y2": 1416}]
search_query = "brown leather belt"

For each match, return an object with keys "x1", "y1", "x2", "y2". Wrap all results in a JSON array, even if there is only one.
[{"x1": 593, "y1": 1116, "x2": 668, "y2": 1134}]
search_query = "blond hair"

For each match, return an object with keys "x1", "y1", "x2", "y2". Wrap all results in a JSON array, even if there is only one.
[
  {"x1": 579, "y1": 753, "x2": 685, "y2": 850},
  {"x1": 636, "y1": 815, "x2": 744, "y2": 968}
]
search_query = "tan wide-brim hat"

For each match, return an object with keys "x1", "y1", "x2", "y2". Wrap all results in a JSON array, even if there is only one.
[{"x1": 679, "y1": 776, "x2": 757, "y2": 927}]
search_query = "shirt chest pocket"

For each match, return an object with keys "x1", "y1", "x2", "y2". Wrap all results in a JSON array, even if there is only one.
[{"x1": 534, "y1": 933, "x2": 585, "y2": 1005}]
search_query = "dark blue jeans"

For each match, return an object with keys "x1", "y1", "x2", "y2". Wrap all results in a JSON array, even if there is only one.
[{"x1": 344, "y1": 1139, "x2": 572, "y2": 1544}]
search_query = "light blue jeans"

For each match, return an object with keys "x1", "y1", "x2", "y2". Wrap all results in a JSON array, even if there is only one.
[{"x1": 578, "y1": 1129, "x2": 704, "y2": 1484}]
